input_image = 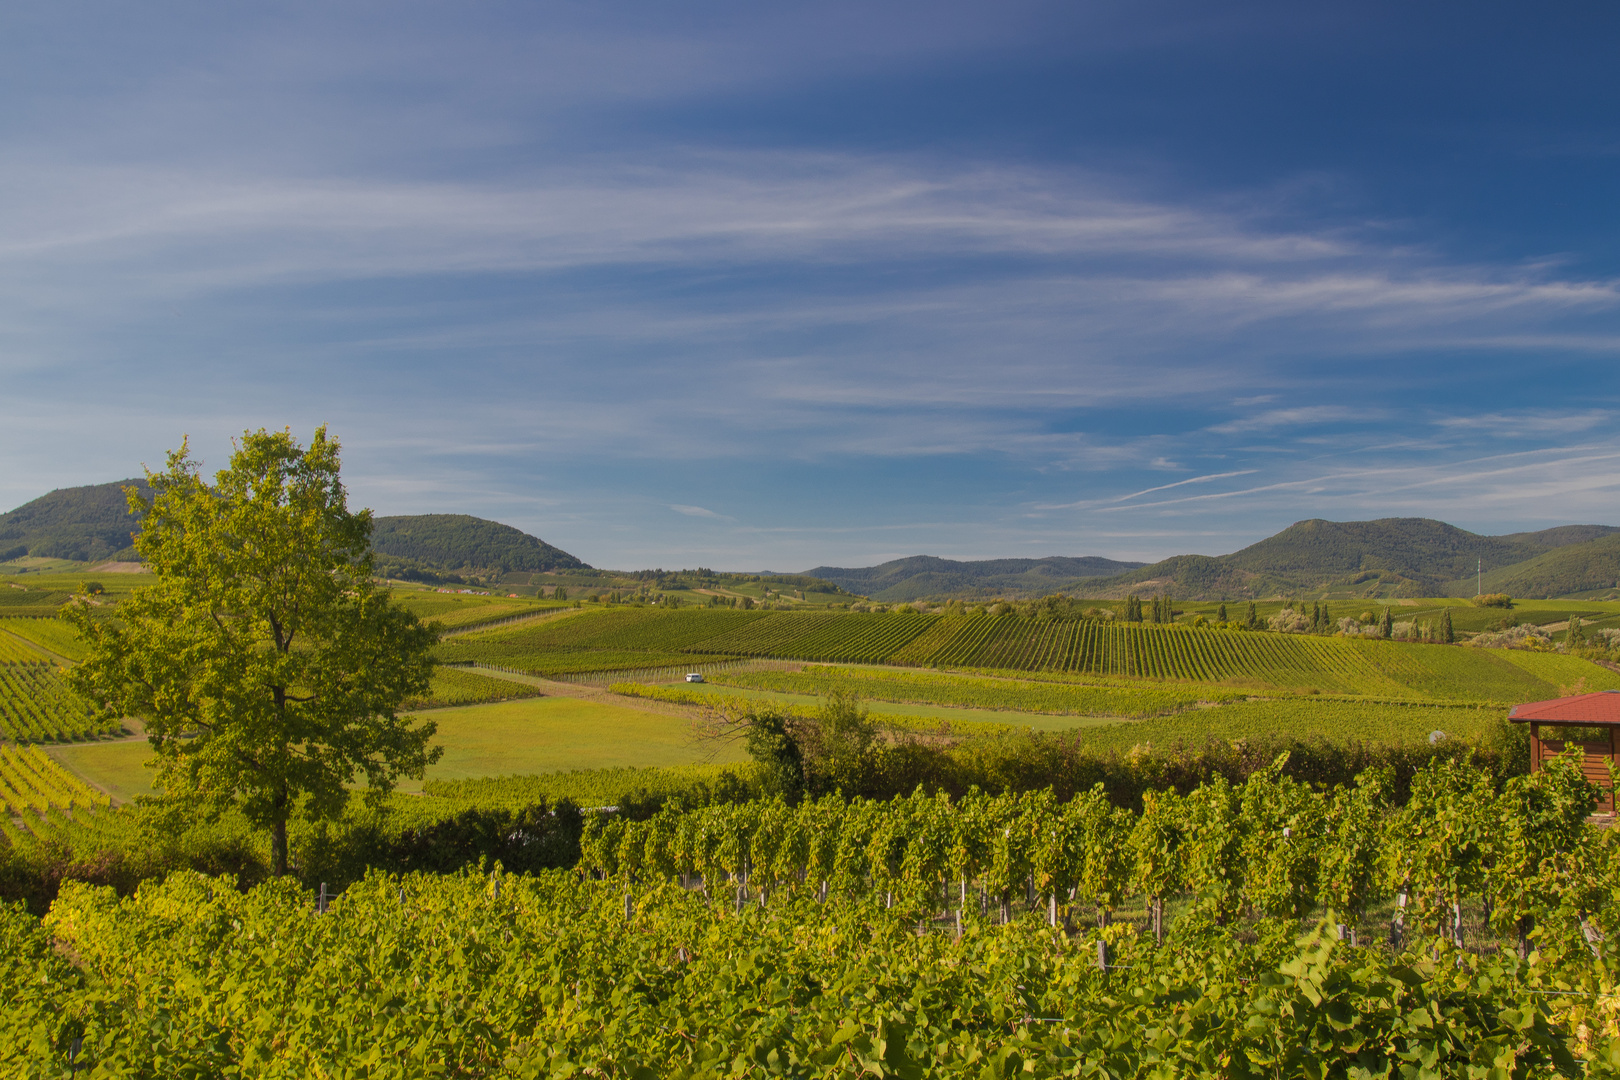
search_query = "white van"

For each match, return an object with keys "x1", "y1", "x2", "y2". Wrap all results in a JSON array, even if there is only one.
[{"x1": 684, "y1": 672, "x2": 705, "y2": 683}]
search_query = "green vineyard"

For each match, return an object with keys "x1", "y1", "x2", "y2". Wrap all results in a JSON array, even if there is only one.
[
  {"x1": 10, "y1": 756, "x2": 1620, "y2": 1076},
  {"x1": 437, "y1": 606, "x2": 1620, "y2": 696},
  {"x1": 0, "y1": 633, "x2": 48, "y2": 665},
  {"x1": 0, "y1": 617, "x2": 88, "y2": 661},
  {"x1": 0, "y1": 744, "x2": 110, "y2": 814},
  {"x1": 0, "y1": 662, "x2": 119, "y2": 742},
  {"x1": 403, "y1": 666, "x2": 544, "y2": 709},
  {"x1": 692, "y1": 610, "x2": 938, "y2": 662},
  {"x1": 434, "y1": 607, "x2": 767, "y2": 674}
]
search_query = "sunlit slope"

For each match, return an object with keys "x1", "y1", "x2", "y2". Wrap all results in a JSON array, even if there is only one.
[{"x1": 446, "y1": 607, "x2": 1620, "y2": 700}]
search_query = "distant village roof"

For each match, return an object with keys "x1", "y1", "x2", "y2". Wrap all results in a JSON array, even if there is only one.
[{"x1": 1509, "y1": 691, "x2": 1620, "y2": 726}]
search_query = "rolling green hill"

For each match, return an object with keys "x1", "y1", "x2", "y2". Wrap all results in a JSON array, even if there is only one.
[
  {"x1": 0, "y1": 481, "x2": 588, "y2": 581},
  {"x1": 1451, "y1": 533, "x2": 1620, "y2": 599},
  {"x1": 371, "y1": 514, "x2": 589, "y2": 578},
  {"x1": 0, "y1": 479, "x2": 148, "y2": 563},
  {"x1": 804, "y1": 554, "x2": 1146, "y2": 602}
]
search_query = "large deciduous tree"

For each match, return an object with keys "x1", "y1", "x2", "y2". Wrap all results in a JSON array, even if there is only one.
[{"x1": 67, "y1": 427, "x2": 440, "y2": 875}]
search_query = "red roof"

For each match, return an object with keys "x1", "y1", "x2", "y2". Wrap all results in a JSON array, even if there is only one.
[{"x1": 1509, "y1": 691, "x2": 1620, "y2": 725}]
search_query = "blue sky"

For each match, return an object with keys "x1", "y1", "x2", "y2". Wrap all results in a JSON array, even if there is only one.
[{"x1": 3, "y1": 1, "x2": 1618, "y2": 571}]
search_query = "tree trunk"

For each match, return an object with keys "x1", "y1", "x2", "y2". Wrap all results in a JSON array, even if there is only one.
[{"x1": 272, "y1": 815, "x2": 289, "y2": 877}]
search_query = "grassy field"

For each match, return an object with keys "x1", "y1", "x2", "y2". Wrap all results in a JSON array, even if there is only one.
[
  {"x1": 609, "y1": 681, "x2": 1111, "y2": 733},
  {"x1": 45, "y1": 740, "x2": 156, "y2": 803},
  {"x1": 706, "y1": 664, "x2": 1248, "y2": 716},
  {"x1": 1068, "y1": 698, "x2": 1507, "y2": 753},
  {"x1": 49, "y1": 696, "x2": 747, "y2": 803}
]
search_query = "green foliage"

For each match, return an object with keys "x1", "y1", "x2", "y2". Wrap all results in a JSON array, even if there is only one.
[
  {"x1": 2, "y1": 863, "x2": 1591, "y2": 1076},
  {"x1": 65, "y1": 428, "x2": 440, "y2": 875},
  {"x1": 1475, "y1": 593, "x2": 1515, "y2": 608}
]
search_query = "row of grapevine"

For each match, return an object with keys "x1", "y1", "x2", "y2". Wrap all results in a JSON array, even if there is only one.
[
  {"x1": 584, "y1": 751, "x2": 1609, "y2": 958},
  {"x1": 0, "y1": 635, "x2": 47, "y2": 664},
  {"x1": 400, "y1": 666, "x2": 544, "y2": 709},
  {"x1": 11, "y1": 861, "x2": 1599, "y2": 1076},
  {"x1": 0, "y1": 618, "x2": 89, "y2": 662},
  {"x1": 676, "y1": 614, "x2": 1618, "y2": 700},
  {"x1": 683, "y1": 611, "x2": 939, "y2": 662},
  {"x1": 0, "y1": 744, "x2": 111, "y2": 814},
  {"x1": 0, "y1": 663, "x2": 118, "y2": 742}
]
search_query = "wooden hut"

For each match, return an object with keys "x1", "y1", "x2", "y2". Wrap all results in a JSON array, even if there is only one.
[{"x1": 1509, "y1": 690, "x2": 1620, "y2": 812}]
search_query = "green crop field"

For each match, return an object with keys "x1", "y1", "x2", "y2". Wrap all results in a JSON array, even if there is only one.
[
  {"x1": 403, "y1": 666, "x2": 544, "y2": 709},
  {"x1": 0, "y1": 743, "x2": 111, "y2": 813},
  {"x1": 434, "y1": 606, "x2": 766, "y2": 673},
  {"x1": 0, "y1": 632, "x2": 49, "y2": 664},
  {"x1": 0, "y1": 661, "x2": 120, "y2": 742},
  {"x1": 1069, "y1": 697, "x2": 1506, "y2": 754},
  {"x1": 0, "y1": 617, "x2": 87, "y2": 661},
  {"x1": 0, "y1": 587, "x2": 69, "y2": 617},
  {"x1": 434, "y1": 608, "x2": 1620, "y2": 699},
  {"x1": 609, "y1": 681, "x2": 1103, "y2": 732},
  {"x1": 422, "y1": 761, "x2": 760, "y2": 808},
  {"x1": 691, "y1": 611, "x2": 937, "y2": 662},
  {"x1": 708, "y1": 664, "x2": 1248, "y2": 716},
  {"x1": 390, "y1": 590, "x2": 567, "y2": 629}
]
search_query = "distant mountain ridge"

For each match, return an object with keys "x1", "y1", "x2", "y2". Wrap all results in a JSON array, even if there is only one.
[
  {"x1": 805, "y1": 554, "x2": 1147, "y2": 602},
  {"x1": 1087, "y1": 518, "x2": 1620, "y2": 600},
  {"x1": 811, "y1": 519, "x2": 1620, "y2": 602}
]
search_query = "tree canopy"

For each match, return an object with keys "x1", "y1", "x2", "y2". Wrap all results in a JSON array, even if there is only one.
[{"x1": 67, "y1": 427, "x2": 440, "y2": 874}]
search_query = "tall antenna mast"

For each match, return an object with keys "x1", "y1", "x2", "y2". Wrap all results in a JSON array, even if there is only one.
[{"x1": 1477, "y1": 558, "x2": 1481, "y2": 598}]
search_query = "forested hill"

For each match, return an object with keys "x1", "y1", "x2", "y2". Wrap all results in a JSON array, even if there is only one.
[
  {"x1": 1467, "y1": 533, "x2": 1620, "y2": 599},
  {"x1": 1087, "y1": 518, "x2": 1620, "y2": 600},
  {"x1": 0, "y1": 479, "x2": 149, "y2": 563},
  {"x1": 805, "y1": 554, "x2": 1146, "y2": 602},
  {"x1": 0, "y1": 482, "x2": 587, "y2": 578},
  {"x1": 370, "y1": 514, "x2": 589, "y2": 576}
]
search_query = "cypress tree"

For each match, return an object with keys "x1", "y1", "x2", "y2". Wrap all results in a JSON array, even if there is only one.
[
  {"x1": 1440, "y1": 609, "x2": 1454, "y2": 644},
  {"x1": 1380, "y1": 607, "x2": 1393, "y2": 639},
  {"x1": 1217, "y1": 603, "x2": 1227, "y2": 623},
  {"x1": 1321, "y1": 603, "x2": 1331, "y2": 632},
  {"x1": 1246, "y1": 601, "x2": 1257, "y2": 629}
]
